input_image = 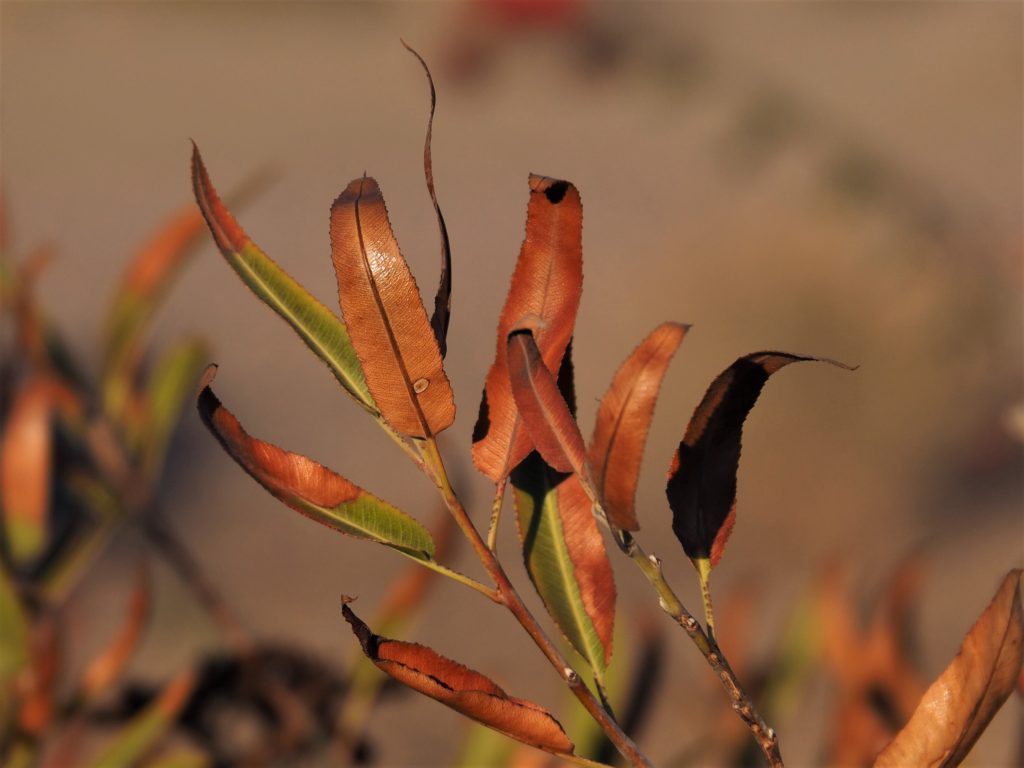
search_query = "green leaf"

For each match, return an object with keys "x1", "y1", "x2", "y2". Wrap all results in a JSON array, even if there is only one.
[
  {"x1": 86, "y1": 672, "x2": 195, "y2": 768},
  {"x1": 134, "y1": 337, "x2": 208, "y2": 482},
  {"x1": 191, "y1": 144, "x2": 375, "y2": 415},
  {"x1": 511, "y1": 451, "x2": 615, "y2": 674},
  {"x1": 198, "y1": 371, "x2": 433, "y2": 561},
  {"x1": 0, "y1": 564, "x2": 30, "y2": 735}
]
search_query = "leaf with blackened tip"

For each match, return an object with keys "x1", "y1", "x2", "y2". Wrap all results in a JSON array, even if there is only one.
[
  {"x1": 590, "y1": 322, "x2": 688, "y2": 531},
  {"x1": 507, "y1": 330, "x2": 588, "y2": 479},
  {"x1": 329, "y1": 175, "x2": 455, "y2": 437},
  {"x1": 666, "y1": 351, "x2": 854, "y2": 569},
  {"x1": 403, "y1": 42, "x2": 452, "y2": 359},
  {"x1": 472, "y1": 174, "x2": 583, "y2": 481},
  {"x1": 874, "y1": 570, "x2": 1023, "y2": 768},
  {"x1": 190, "y1": 145, "x2": 375, "y2": 413},
  {"x1": 341, "y1": 602, "x2": 574, "y2": 755},
  {"x1": 197, "y1": 380, "x2": 435, "y2": 560}
]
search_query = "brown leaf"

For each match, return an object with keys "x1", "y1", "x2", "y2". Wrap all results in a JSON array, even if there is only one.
[
  {"x1": 666, "y1": 351, "x2": 853, "y2": 567},
  {"x1": 341, "y1": 601, "x2": 574, "y2": 755},
  {"x1": 507, "y1": 330, "x2": 588, "y2": 480},
  {"x1": 590, "y1": 322, "x2": 687, "y2": 531},
  {"x1": 472, "y1": 175, "x2": 583, "y2": 481},
  {"x1": 329, "y1": 176, "x2": 454, "y2": 438},
  {"x1": 403, "y1": 42, "x2": 452, "y2": 359},
  {"x1": 874, "y1": 570, "x2": 1024, "y2": 768}
]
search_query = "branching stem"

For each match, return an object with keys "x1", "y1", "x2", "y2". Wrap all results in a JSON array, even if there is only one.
[
  {"x1": 618, "y1": 531, "x2": 784, "y2": 768},
  {"x1": 417, "y1": 438, "x2": 652, "y2": 768}
]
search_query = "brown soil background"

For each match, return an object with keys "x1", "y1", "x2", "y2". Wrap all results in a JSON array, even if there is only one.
[{"x1": 2, "y1": 2, "x2": 1021, "y2": 765}]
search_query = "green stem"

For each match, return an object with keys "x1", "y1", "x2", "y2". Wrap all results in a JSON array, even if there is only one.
[{"x1": 617, "y1": 531, "x2": 783, "y2": 768}]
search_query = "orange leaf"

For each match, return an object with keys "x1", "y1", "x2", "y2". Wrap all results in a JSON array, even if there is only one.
[
  {"x1": 1, "y1": 377, "x2": 54, "y2": 566},
  {"x1": 590, "y1": 322, "x2": 687, "y2": 531},
  {"x1": 874, "y1": 570, "x2": 1023, "y2": 768},
  {"x1": 472, "y1": 175, "x2": 583, "y2": 481},
  {"x1": 666, "y1": 351, "x2": 853, "y2": 567},
  {"x1": 329, "y1": 177, "x2": 454, "y2": 438},
  {"x1": 80, "y1": 561, "x2": 151, "y2": 701},
  {"x1": 342, "y1": 601, "x2": 574, "y2": 755},
  {"x1": 507, "y1": 330, "x2": 588, "y2": 479}
]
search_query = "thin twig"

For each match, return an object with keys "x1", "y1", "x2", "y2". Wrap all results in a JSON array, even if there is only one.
[{"x1": 618, "y1": 531, "x2": 784, "y2": 768}]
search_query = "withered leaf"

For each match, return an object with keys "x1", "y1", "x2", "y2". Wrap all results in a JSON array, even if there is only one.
[
  {"x1": 472, "y1": 175, "x2": 583, "y2": 481},
  {"x1": 507, "y1": 329, "x2": 588, "y2": 480},
  {"x1": 342, "y1": 601, "x2": 574, "y2": 755},
  {"x1": 403, "y1": 42, "x2": 452, "y2": 359},
  {"x1": 874, "y1": 569, "x2": 1023, "y2": 768},
  {"x1": 590, "y1": 322, "x2": 688, "y2": 531},
  {"x1": 198, "y1": 368, "x2": 435, "y2": 560},
  {"x1": 666, "y1": 351, "x2": 853, "y2": 569},
  {"x1": 330, "y1": 177, "x2": 455, "y2": 438}
]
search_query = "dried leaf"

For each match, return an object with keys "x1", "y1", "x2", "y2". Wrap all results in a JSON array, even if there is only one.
[
  {"x1": 80, "y1": 561, "x2": 151, "y2": 701},
  {"x1": 403, "y1": 42, "x2": 452, "y2": 359},
  {"x1": 590, "y1": 322, "x2": 688, "y2": 531},
  {"x1": 86, "y1": 670, "x2": 196, "y2": 768},
  {"x1": 1, "y1": 376, "x2": 54, "y2": 566},
  {"x1": 191, "y1": 145, "x2": 375, "y2": 413},
  {"x1": 507, "y1": 330, "x2": 588, "y2": 479},
  {"x1": 666, "y1": 351, "x2": 853, "y2": 569},
  {"x1": 329, "y1": 176, "x2": 455, "y2": 437},
  {"x1": 874, "y1": 570, "x2": 1023, "y2": 768},
  {"x1": 342, "y1": 601, "x2": 574, "y2": 755},
  {"x1": 512, "y1": 451, "x2": 616, "y2": 671},
  {"x1": 472, "y1": 175, "x2": 583, "y2": 481},
  {"x1": 198, "y1": 368, "x2": 435, "y2": 560}
]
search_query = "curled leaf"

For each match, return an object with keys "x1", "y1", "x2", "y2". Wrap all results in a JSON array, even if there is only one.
[
  {"x1": 403, "y1": 42, "x2": 452, "y2": 359},
  {"x1": 472, "y1": 175, "x2": 583, "y2": 481},
  {"x1": 198, "y1": 367, "x2": 435, "y2": 560},
  {"x1": 874, "y1": 570, "x2": 1023, "y2": 768},
  {"x1": 329, "y1": 176, "x2": 455, "y2": 438},
  {"x1": 341, "y1": 601, "x2": 574, "y2": 755},
  {"x1": 666, "y1": 351, "x2": 854, "y2": 569},
  {"x1": 191, "y1": 145, "x2": 375, "y2": 413},
  {"x1": 590, "y1": 322, "x2": 688, "y2": 531},
  {"x1": 507, "y1": 329, "x2": 588, "y2": 479}
]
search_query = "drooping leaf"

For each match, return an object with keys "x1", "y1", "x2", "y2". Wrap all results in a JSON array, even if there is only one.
[
  {"x1": 80, "y1": 561, "x2": 151, "y2": 701},
  {"x1": 511, "y1": 451, "x2": 616, "y2": 671},
  {"x1": 874, "y1": 570, "x2": 1023, "y2": 768},
  {"x1": 0, "y1": 377, "x2": 54, "y2": 566},
  {"x1": 506, "y1": 329, "x2": 588, "y2": 480},
  {"x1": 341, "y1": 600, "x2": 574, "y2": 755},
  {"x1": 403, "y1": 42, "x2": 452, "y2": 359},
  {"x1": 472, "y1": 175, "x2": 583, "y2": 481},
  {"x1": 197, "y1": 369, "x2": 434, "y2": 561},
  {"x1": 329, "y1": 176, "x2": 455, "y2": 438},
  {"x1": 666, "y1": 351, "x2": 853, "y2": 570},
  {"x1": 190, "y1": 145, "x2": 375, "y2": 413},
  {"x1": 0, "y1": 564, "x2": 30, "y2": 734},
  {"x1": 86, "y1": 670, "x2": 196, "y2": 768},
  {"x1": 133, "y1": 337, "x2": 208, "y2": 483},
  {"x1": 590, "y1": 322, "x2": 688, "y2": 531}
]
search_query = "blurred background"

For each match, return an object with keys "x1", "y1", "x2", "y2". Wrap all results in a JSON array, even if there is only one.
[{"x1": 2, "y1": 1, "x2": 1021, "y2": 765}]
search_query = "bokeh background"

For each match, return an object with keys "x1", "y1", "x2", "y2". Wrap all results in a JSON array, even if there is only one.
[{"x1": 2, "y1": 1, "x2": 1021, "y2": 765}]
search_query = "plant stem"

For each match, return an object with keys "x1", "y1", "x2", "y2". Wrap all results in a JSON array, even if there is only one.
[
  {"x1": 619, "y1": 532, "x2": 784, "y2": 768},
  {"x1": 418, "y1": 438, "x2": 652, "y2": 768}
]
